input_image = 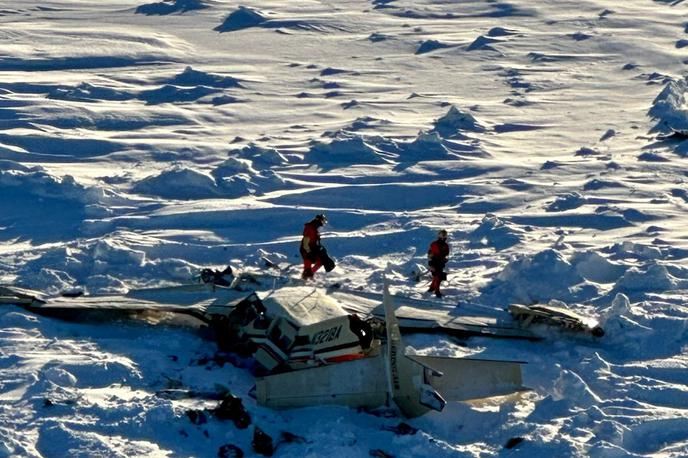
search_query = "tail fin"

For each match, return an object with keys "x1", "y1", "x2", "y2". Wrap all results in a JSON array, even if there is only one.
[{"x1": 382, "y1": 277, "x2": 446, "y2": 417}]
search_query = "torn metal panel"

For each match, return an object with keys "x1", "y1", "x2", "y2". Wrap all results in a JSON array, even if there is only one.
[{"x1": 509, "y1": 303, "x2": 604, "y2": 337}]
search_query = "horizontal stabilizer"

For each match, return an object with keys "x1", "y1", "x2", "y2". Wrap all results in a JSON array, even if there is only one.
[
  {"x1": 254, "y1": 356, "x2": 388, "y2": 410},
  {"x1": 407, "y1": 355, "x2": 526, "y2": 401}
]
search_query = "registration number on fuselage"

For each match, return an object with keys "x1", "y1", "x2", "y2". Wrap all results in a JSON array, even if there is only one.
[{"x1": 310, "y1": 325, "x2": 342, "y2": 345}]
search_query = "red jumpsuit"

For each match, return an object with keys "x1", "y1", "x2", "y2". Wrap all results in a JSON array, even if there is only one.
[
  {"x1": 428, "y1": 238, "x2": 450, "y2": 296},
  {"x1": 300, "y1": 221, "x2": 322, "y2": 278}
]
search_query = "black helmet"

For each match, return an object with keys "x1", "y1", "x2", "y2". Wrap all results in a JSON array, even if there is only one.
[
  {"x1": 437, "y1": 229, "x2": 448, "y2": 239},
  {"x1": 315, "y1": 214, "x2": 328, "y2": 225}
]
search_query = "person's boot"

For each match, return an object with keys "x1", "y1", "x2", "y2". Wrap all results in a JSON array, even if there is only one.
[
  {"x1": 302, "y1": 267, "x2": 313, "y2": 280},
  {"x1": 435, "y1": 290, "x2": 443, "y2": 298}
]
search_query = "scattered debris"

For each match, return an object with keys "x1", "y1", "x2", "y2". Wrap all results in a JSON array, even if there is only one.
[
  {"x1": 186, "y1": 409, "x2": 208, "y2": 425},
  {"x1": 509, "y1": 303, "x2": 604, "y2": 337},
  {"x1": 278, "y1": 431, "x2": 308, "y2": 445},
  {"x1": 213, "y1": 394, "x2": 251, "y2": 429},
  {"x1": 252, "y1": 426, "x2": 274, "y2": 456},
  {"x1": 504, "y1": 437, "x2": 525, "y2": 449},
  {"x1": 382, "y1": 422, "x2": 418, "y2": 435}
]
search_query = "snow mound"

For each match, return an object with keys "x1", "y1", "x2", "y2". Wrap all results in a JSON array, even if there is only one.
[
  {"x1": 138, "y1": 84, "x2": 220, "y2": 104},
  {"x1": 215, "y1": 6, "x2": 267, "y2": 32},
  {"x1": 1, "y1": 167, "x2": 91, "y2": 203},
  {"x1": 31, "y1": 268, "x2": 77, "y2": 295},
  {"x1": 0, "y1": 166, "x2": 126, "y2": 243},
  {"x1": 615, "y1": 264, "x2": 680, "y2": 292},
  {"x1": 481, "y1": 249, "x2": 587, "y2": 304},
  {"x1": 229, "y1": 143, "x2": 288, "y2": 167},
  {"x1": 570, "y1": 251, "x2": 626, "y2": 283},
  {"x1": 135, "y1": 0, "x2": 208, "y2": 15},
  {"x1": 368, "y1": 32, "x2": 389, "y2": 42},
  {"x1": 432, "y1": 106, "x2": 486, "y2": 138},
  {"x1": 320, "y1": 67, "x2": 349, "y2": 76},
  {"x1": 49, "y1": 82, "x2": 134, "y2": 102},
  {"x1": 552, "y1": 369, "x2": 601, "y2": 407},
  {"x1": 93, "y1": 239, "x2": 147, "y2": 268},
  {"x1": 487, "y1": 27, "x2": 518, "y2": 37},
  {"x1": 468, "y1": 214, "x2": 522, "y2": 251},
  {"x1": 574, "y1": 146, "x2": 600, "y2": 156},
  {"x1": 0, "y1": 311, "x2": 38, "y2": 327},
  {"x1": 607, "y1": 241, "x2": 663, "y2": 260},
  {"x1": 546, "y1": 192, "x2": 586, "y2": 212},
  {"x1": 395, "y1": 130, "x2": 488, "y2": 161},
  {"x1": 43, "y1": 367, "x2": 78, "y2": 387},
  {"x1": 347, "y1": 116, "x2": 392, "y2": 131},
  {"x1": 0, "y1": 159, "x2": 31, "y2": 172},
  {"x1": 211, "y1": 158, "x2": 289, "y2": 197},
  {"x1": 648, "y1": 77, "x2": 688, "y2": 135},
  {"x1": 415, "y1": 40, "x2": 451, "y2": 54},
  {"x1": 164, "y1": 66, "x2": 242, "y2": 89},
  {"x1": 467, "y1": 35, "x2": 503, "y2": 52},
  {"x1": 599, "y1": 293, "x2": 653, "y2": 345},
  {"x1": 212, "y1": 157, "x2": 255, "y2": 176},
  {"x1": 307, "y1": 134, "x2": 388, "y2": 165},
  {"x1": 133, "y1": 167, "x2": 220, "y2": 199},
  {"x1": 319, "y1": 128, "x2": 478, "y2": 164}
]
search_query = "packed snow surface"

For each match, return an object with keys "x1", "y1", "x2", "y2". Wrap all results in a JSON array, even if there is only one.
[{"x1": 2, "y1": 0, "x2": 688, "y2": 456}]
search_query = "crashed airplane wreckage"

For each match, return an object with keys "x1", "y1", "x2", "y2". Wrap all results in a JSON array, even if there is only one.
[{"x1": 0, "y1": 273, "x2": 530, "y2": 418}]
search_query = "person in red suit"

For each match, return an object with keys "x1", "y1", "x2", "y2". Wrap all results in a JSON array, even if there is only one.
[
  {"x1": 428, "y1": 229, "x2": 450, "y2": 297},
  {"x1": 300, "y1": 214, "x2": 327, "y2": 279}
]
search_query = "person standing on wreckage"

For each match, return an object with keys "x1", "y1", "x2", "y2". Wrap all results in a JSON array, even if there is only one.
[
  {"x1": 427, "y1": 229, "x2": 450, "y2": 298},
  {"x1": 300, "y1": 213, "x2": 334, "y2": 280}
]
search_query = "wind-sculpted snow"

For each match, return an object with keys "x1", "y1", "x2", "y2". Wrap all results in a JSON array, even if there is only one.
[
  {"x1": 467, "y1": 214, "x2": 523, "y2": 251},
  {"x1": 0, "y1": 29, "x2": 186, "y2": 71},
  {"x1": 215, "y1": 6, "x2": 348, "y2": 33},
  {"x1": 649, "y1": 77, "x2": 688, "y2": 135},
  {"x1": 133, "y1": 167, "x2": 221, "y2": 199},
  {"x1": 0, "y1": 133, "x2": 125, "y2": 159},
  {"x1": 383, "y1": 0, "x2": 533, "y2": 19},
  {"x1": 481, "y1": 249, "x2": 589, "y2": 305},
  {"x1": 135, "y1": 0, "x2": 209, "y2": 16},
  {"x1": 4, "y1": 66, "x2": 243, "y2": 108},
  {"x1": 415, "y1": 39, "x2": 451, "y2": 55},
  {"x1": 0, "y1": 165, "x2": 128, "y2": 243},
  {"x1": 2, "y1": 0, "x2": 688, "y2": 456},
  {"x1": 432, "y1": 105, "x2": 486, "y2": 138},
  {"x1": 307, "y1": 128, "x2": 487, "y2": 168},
  {"x1": 162, "y1": 66, "x2": 242, "y2": 89},
  {"x1": 214, "y1": 6, "x2": 267, "y2": 32},
  {"x1": 139, "y1": 84, "x2": 221, "y2": 104}
]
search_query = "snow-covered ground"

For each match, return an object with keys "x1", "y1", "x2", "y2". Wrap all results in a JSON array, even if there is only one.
[{"x1": 2, "y1": 0, "x2": 688, "y2": 456}]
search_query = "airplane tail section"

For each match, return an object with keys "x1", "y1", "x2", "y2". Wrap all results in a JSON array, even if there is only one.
[{"x1": 383, "y1": 278, "x2": 446, "y2": 417}]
